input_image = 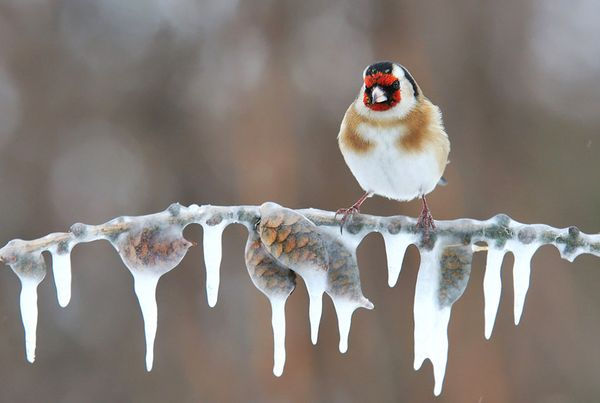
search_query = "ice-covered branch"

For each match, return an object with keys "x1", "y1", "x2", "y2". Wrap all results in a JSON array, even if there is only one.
[{"x1": 1, "y1": 202, "x2": 599, "y2": 395}]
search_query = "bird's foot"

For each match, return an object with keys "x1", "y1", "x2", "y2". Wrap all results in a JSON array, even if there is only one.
[
  {"x1": 416, "y1": 196, "x2": 436, "y2": 240},
  {"x1": 335, "y1": 192, "x2": 371, "y2": 234},
  {"x1": 335, "y1": 205, "x2": 361, "y2": 234}
]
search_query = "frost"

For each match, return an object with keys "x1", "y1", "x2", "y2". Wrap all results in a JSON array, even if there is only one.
[
  {"x1": 201, "y1": 222, "x2": 227, "y2": 308},
  {"x1": 6, "y1": 247, "x2": 47, "y2": 363},
  {"x1": 109, "y1": 215, "x2": 192, "y2": 371},
  {"x1": 483, "y1": 247, "x2": 505, "y2": 339},
  {"x1": 50, "y1": 242, "x2": 74, "y2": 308},
  {"x1": 382, "y1": 232, "x2": 418, "y2": 287}
]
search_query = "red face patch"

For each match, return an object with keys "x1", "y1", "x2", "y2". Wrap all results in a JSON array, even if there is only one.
[{"x1": 363, "y1": 72, "x2": 401, "y2": 111}]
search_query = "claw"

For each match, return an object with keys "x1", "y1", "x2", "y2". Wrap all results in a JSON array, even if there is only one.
[
  {"x1": 336, "y1": 206, "x2": 360, "y2": 234},
  {"x1": 335, "y1": 192, "x2": 371, "y2": 235}
]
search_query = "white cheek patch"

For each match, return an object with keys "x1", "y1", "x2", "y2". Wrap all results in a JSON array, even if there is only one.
[
  {"x1": 400, "y1": 79, "x2": 415, "y2": 102},
  {"x1": 392, "y1": 64, "x2": 405, "y2": 79}
]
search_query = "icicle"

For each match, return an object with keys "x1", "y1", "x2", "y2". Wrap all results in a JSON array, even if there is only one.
[
  {"x1": 483, "y1": 247, "x2": 505, "y2": 339},
  {"x1": 270, "y1": 297, "x2": 287, "y2": 376},
  {"x1": 382, "y1": 232, "x2": 416, "y2": 287},
  {"x1": 413, "y1": 241, "x2": 473, "y2": 396},
  {"x1": 110, "y1": 216, "x2": 192, "y2": 371},
  {"x1": 201, "y1": 222, "x2": 226, "y2": 308},
  {"x1": 413, "y1": 247, "x2": 450, "y2": 396},
  {"x1": 132, "y1": 272, "x2": 160, "y2": 371},
  {"x1": 325, "y1": 237, "x2": 373, "y2": 353},
  {"x1": 7, "y1": 249, "x2": 47, "y2": 363},
  {"x1": 508, "y1": 242, "x2": 539, "y2": 325},
  {"x1": 331, "y1": 298, "x2": 360, "y2": 353},
  {"x1": 50, "y1": 244, "x2": 73, "y2": 308},
  {"x1": 20, "y1": 278, "x2": 40, "y2": 363},
  {"x1": 244, "y1": 230, "x2": 296, "y2": 376},
  {"x1": 304, "y1": 273, "x2": 327, "y2": 345}
]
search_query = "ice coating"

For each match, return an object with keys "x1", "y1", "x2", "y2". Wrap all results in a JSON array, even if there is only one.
[
  {"x1": 201, "y1": 222, "x2": 226, "y2": 308},
  {"x1": 413, "y1": 241, "x2": 474, "y2": 396},
  {"x1": 50, "y1": 243, "x2": 73, "y2": 308},
  {"x1": 257, "y1": 202, "x2": 373, "y2": 350},
  {"x1": 7, "y1": 250, "x2": 47, "y2": 363},
  {"x1": 483, "y1": 247, "x2": 505, "y2": 339},
  {"x1": 244, "y1": 230, "x2": 296, "y2": 375},
  {"x1": 2, "y1": 204, "x2": 598, "y2": 396},
  {"x1": 382, "y1": 232, "x2": 417, "y2": 287},
  {"x1": 506, "y1": 241, "x2": 540, "y2": 325},
  {"x1": 110, "y1": 217, "x2": 192, "y2": 371}
]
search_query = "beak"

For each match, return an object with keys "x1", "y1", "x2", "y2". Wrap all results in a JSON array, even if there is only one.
[{"x1": 371, "y1": 85, "x2": 387, "y2": 103}]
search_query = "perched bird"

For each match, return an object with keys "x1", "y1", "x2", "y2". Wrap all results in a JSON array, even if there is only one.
[{"x1": 337, "y1": 61, "x2": 450, "y2": 233}]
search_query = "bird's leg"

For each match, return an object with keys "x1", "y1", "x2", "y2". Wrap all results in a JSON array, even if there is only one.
[
  {"x1": 335, "y1": 192, "x2": 371, "y2": 233},
  {"x1": 416, "y1": 195, "x2": 436, "y2": 236}
]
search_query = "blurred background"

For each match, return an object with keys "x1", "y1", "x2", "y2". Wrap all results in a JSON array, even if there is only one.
[{"x1": 0, "y1": 0, "x2": 599, "y2": 402}]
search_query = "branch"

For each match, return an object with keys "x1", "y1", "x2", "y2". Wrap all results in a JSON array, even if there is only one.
[{"x1": 1, "y1": 202, "x2": 599, "y2": 395}]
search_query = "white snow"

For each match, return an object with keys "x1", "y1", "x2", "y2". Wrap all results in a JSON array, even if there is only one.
[
  {"x1": 507, "y1": 241, "x2": 540, "y2": 325},
  {"x1": 382, "y1": 232, "x2": 416, "y2": 287},
  {"x1": 483, "y1": 247, "x2": 505, "y2": 339},
  {"x1": 51, "y1": 250, "x2": 72, "y2": 308},
  {"x1": 269, "y1": 296, "x2": 287, "y2": 377},
  {"x1": 201, "y1": 223, "x2": 226, "y2": 308},
  {"x1": 132, "y1": 272, "x2": 161, "y2": 371},
  {"x1": 413, "y1": 244, "x2": 451, "y2": 397}
]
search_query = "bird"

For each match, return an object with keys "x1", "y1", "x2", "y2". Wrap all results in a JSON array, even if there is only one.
[{"x1": 336, "y1": 61, "x2": 450, "y2": 235}]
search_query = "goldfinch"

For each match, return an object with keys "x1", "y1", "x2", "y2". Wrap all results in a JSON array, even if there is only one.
[{"x1": 337, "y1": 61, "x2": 450, "y2": 233}]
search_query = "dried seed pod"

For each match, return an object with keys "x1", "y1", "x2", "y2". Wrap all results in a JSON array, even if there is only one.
[
  {"x1": 258, "y1": 202, "x2": 373, "y2": 352},
  {"x1": 115, "y1": 223, "x2": 191, "y2": 273},
  {"x1": 438, "y1": 244, "x2": 473, "y2": 307},
  {"x1": 110, "y1": 218, "x2": 192, "y2": 371},
  {"x1": 258, "y1": 203, "x2": 329, "y2": 344},
  {"x1": 245, "y1": 230, "x2": 296, "y2": 376},
  {"x1": 258, "y1": 203, "x2": 328, "y2": 272}
]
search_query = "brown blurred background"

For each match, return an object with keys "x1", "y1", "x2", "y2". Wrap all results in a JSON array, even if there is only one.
[{"x1": 1, "y1": 0, "x2": 599, "y2": 402}]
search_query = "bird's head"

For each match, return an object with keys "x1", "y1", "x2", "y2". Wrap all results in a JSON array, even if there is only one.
[{"x1": 361, "y1": 61, "x2": 420, "y2": 113}]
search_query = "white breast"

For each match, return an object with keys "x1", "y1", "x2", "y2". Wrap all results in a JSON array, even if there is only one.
[{"x1": 341, "y1": 124, "x2": 442, "y2": 202}]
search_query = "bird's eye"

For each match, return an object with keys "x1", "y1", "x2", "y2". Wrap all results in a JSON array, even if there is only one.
[{"x1": 392, "y1": 80, "x2": 400, "y2": 90}]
